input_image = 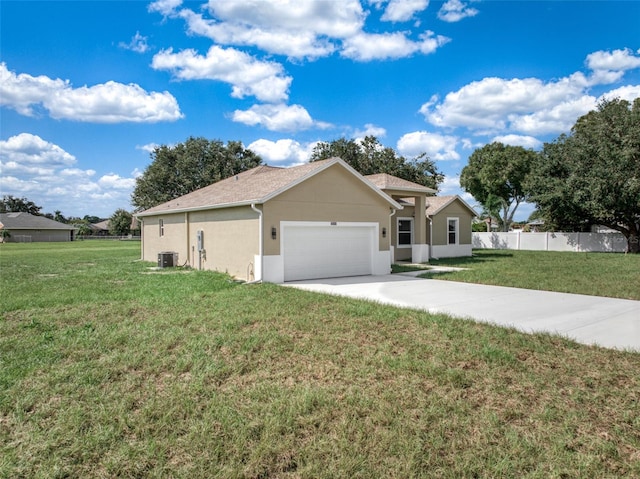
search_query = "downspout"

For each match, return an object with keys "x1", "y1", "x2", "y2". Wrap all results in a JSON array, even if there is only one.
[{"x1": 249, "y1": 203, "x2": 263, "y2": 283}]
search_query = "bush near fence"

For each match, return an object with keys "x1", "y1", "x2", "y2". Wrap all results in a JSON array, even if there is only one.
[{"x1": 472, "y1": 231, "x2": 627, "y2": 253}]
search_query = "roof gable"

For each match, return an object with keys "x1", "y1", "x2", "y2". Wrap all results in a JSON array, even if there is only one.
[
  {"x1": 425, "y1": 195, "x2": 478, "y2": 216},
  {"x1": 137, "y1": 158, "x2": 401, "y2": 216}
]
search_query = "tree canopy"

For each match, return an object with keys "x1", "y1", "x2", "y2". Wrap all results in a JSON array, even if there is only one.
[
  {"x1": 526, "y1": 98, "x2": 640, "y2": 253},
  {"x1": 131, "y1": 137, "x2": 262, "y2": 211},
  {"x1": 109, "y1": 209, "x2": 132, "y2": 236},
  {"x1": 460, "y1": 142, "x2": 536, "y2": 231},
  {"x1": 310, "y1": 136, "x2": 444, "y2": 191},
  {"x1": 0, "y1": 195, "x2": 43, "y2": 215}
]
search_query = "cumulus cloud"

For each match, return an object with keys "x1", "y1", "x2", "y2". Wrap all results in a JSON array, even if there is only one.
[
  {"x1": 247, "y1": 138, "x2": 316, "y2": 165},
  {"x1": 152, "y1": 46, "x2": 292, "y2": 103},
  {"x1": 491, "y1": 135, "x2": 542, "y2": 149},
  {"x1": 437, "y1": 0, "x2": 479, "y2": 22},
  {"x1": 381, "y1": 0, "x2": 430, "y2": 22},
  {"x1": 342, "y1": 30, "x2": 449, "y2": 61},
  {"x1": 0, "y1": 133, "x2": 136, "y2": 217},
  {"x1": 0, "y1": 63, "x2": 183, "y2": 123},
  {"x1": 397, "y1": 131, "x2": 460, "y2": 160},
  {"x1": 0, "y1": 133, "x2": 76, "y2": 167},
  {"x1": 353, "y1": 123, "x2": 387, "y2": 139},
  {"x1": 420, "y1": 48, "x2": 640, "y2": 137},
  {"x1": 232, "y1": 104, "x2": 331, "y2": 132},
  {"x1": 149, "y1": 0, "x2": 447, "y2": 62},
  {"x1": 119, "y1": 32, "x2": 150, "y2": 53}
]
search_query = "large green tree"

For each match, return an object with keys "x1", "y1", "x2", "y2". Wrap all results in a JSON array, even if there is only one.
[
  {"x1": 526, "y1": 98, "x2": 640, "y2": 253},
  {"x1": 0, "y1": 195, "x2": 42, "y2": 215},
  {"x1": 132, "y1": 137, "x2": 262, "y2": 211},
  {"x1": 460, "y1": 142, "x2": 536, "y2": 231},
  {"x1": 108, "y1": 209, "x2": 132, "y2": 236},
  {"x1": 310, "y1": 136, "x2": 444, "y2": 190}
]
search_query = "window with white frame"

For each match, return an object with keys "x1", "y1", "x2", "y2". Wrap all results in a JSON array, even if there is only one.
[
  {"x1": 397, "y1": 218, "x2": 413, "y2": 247},
  {"x1": 159, "y1": 219, "x2": 164, "y2": 237},
  {"x1": 447, "y1": 217, "x2": 459, "y2": 245}
]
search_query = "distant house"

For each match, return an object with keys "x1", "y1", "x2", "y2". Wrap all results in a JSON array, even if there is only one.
[
  {"x1": 0, "y1": 212, "x2": 76, "y2": 242},
  {"x1": 90, "y1": 220, "x2": 111, "y2": 236}
]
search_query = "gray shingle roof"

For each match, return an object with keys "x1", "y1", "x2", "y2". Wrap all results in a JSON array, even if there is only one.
[
  {"x1": 137, "y1": 158, "x2": 401, "y2": 217},
  {"x1": 0, "y1": 212, "x2": 75, "y2": 230},
  {"x1": 365, "y1": 173, "x2": 436, "y2": 194}
]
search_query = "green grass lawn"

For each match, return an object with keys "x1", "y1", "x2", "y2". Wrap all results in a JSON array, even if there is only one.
[
  {"x1": 421, "y1": 249, "x2": 640, "y2": 300},
  {"x1": 1, "y1": 242, "x2": 639, "y2": 478}
]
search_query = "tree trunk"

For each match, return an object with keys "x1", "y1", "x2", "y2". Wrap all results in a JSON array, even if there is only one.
[{"x1": 627, "y1": 233, "x2": 640, "y2": 254}]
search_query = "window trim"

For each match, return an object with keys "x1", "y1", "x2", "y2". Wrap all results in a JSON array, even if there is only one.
[
  {"x1": 397, "y1": 217, "x2": 413, "y2": 249},
  {"x1": 447, "y1": 217, "x2": 459, "y2": 245},
  {"x1": 159, "y1": 218, "x2": 164, "y2": 237}
]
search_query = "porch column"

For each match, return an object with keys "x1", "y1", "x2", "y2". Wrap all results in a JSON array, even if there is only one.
[{"x1": 412, "y1": 195, "x2": 429, "y2": 263}]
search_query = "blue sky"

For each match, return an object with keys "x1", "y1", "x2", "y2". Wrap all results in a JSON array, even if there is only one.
[{"x1": 1, "y1": 0, "x2": 639, "y2": 219}]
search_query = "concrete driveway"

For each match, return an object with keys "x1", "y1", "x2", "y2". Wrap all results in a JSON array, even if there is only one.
[{"x1": 284, "y1": 273, "x2": 640, "y2": 352}]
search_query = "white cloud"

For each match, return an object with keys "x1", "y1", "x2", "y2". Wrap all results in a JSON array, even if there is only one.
[
  {"x1": 491, "y1": 135, "x2": 542, "y2": 149},
  {"x1": 586, "y1": 48, "x2": 640, "y2": 74},
  {"x1": 136, "y1": 143, "x2": 160, "y2": 154},
  {"x1": 247, "y1": 139, "x2": 316, "y2": 165},
  {"x1": 381, "y1": 0, "x2": 429, "y2": 22},
  {"x1": 420, "y1": 48, "x2": 640, "y2": 137},
  {"x1": 0, "y1": 63, "x2": 183, "y2": 123},
  {"x1": 0, "y1": 133, "x2": 136, "y2": 217},
  {"x1": 150, "y1": 0, "x2": 447, "y2": 62},
  {"x1": 437, "y1": 0, "x2": 479, "y2": 23},
  {"x1": 152, "y1": 46, "x2": 292, "y2": 103},
  {"x1": 598, "y1": 84, "x2": 640, "y2": 103},
  {"x1": 397, "y1": 131, "x2": 460, "y2": 160},
  {"x1": 119, "y1": 32, "x2": 150, "y2": 53},
  {"x1": 0, "y1": 133, "x2": 76, "y2": 166},
  {"x1": 342, "y1": 30, "x2": 449, "y2": 61},
  {"x1": 148, "y1": 0, "x2": 182, "y2": 16},
  {"x1": 353, "y1": 123, "x2": 387, "y2": 138},
  {"x1": 98, "y1": 173, "x2": 137, "y2": 190},
  {"x1": 232, "y1": 104, "x2": 331, "y2": 132}
]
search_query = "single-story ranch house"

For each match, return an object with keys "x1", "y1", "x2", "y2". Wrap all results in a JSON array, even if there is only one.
[
  {"x1": 136, "y1": 158, "x2": 476, "y2": 283},
  {"x1": 0, "y1": 212, "x2": 76, "y2": 242}
]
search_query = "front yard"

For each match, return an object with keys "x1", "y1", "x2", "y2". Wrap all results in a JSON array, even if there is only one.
[{"x1": 1, "y1": 242, "x2": 639, "y2": 478}]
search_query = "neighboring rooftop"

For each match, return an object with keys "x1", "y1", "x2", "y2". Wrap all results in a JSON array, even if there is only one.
[{"x1": 0, "y1": 212, "x2": 75, "y2": 230}]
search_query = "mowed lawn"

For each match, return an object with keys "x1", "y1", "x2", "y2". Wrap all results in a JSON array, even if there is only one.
[
  {"x1": 423, "y1": 249, "x2": 640, "y2": 300},
  {"x1": 1, "y1": 242, "x2": 639, "y2": 478}
]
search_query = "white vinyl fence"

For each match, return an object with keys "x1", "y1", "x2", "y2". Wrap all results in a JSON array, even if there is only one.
[{"x1": 473, "y1": 231, "x2": 628, "y2": 253}]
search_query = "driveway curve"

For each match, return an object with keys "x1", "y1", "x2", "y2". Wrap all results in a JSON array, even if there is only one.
[{"x1": 284, "y1": 274, "x2": 640, "y2": 352}]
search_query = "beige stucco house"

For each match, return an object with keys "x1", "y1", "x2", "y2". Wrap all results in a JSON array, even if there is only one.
[
  {"x1": 137, "y1": 158, "x2": 403, "y2": 282},
  {"x1": 136, "y1": 158, "x2": 476, "y2": 282}
]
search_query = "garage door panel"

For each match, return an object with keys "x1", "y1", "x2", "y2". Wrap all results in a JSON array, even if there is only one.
[{"x1": 283, "y1": 225, "x2": 374, "y2": 281}]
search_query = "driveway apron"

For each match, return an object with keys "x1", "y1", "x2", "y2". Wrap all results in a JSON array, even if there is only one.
[{"x1": 284, "y1": 274, "x2": 640, "y2": 352}]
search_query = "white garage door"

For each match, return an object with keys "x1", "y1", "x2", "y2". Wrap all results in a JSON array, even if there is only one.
[{"x1": 283, "y1": 223, "x2": 374, "y2": 281}]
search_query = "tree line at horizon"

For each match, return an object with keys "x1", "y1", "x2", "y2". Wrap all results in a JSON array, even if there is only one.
[{"x1": 3, "y1": 98, "x2": 638, "y2": 252}]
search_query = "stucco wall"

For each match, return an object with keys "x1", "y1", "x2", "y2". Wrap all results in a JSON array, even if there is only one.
[
  {"x1": 141, "y1": 208, "x2": 259, "y2": 280},
  {"x1": 262, "y1": 164, "x2": 393, "y2": 256},
  {"x1": 188, "y1": 207, "x2": 259, "y2": 280},
  {"x1": 429, "y1": 201, "x2": 473, "y2": 247}
]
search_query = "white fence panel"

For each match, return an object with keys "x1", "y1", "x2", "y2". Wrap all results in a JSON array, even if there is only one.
[{"x1": 473, "y1": 232, "x2": 627, "y2": 253}]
